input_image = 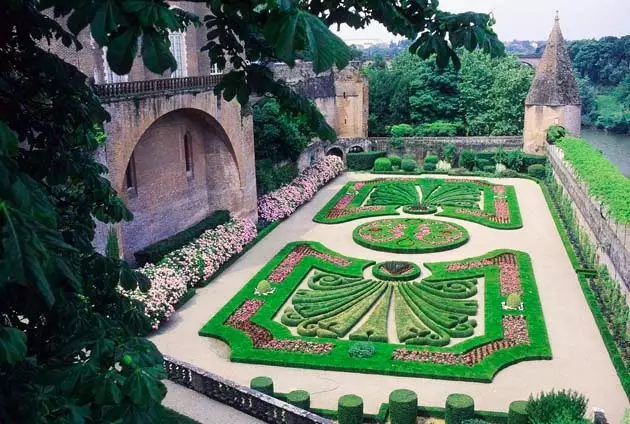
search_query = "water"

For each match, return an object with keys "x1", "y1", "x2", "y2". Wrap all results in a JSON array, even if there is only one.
[{"x1": 581, "y1": 127, "x2": 630, "y2": 178}]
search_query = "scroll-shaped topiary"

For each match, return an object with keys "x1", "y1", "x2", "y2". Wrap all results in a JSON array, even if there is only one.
[
  {"x1": 389, "y1": 389, "x2": 418, "y2": 424},
  {"x1": 507, "y1": 400, "x2": 528, "y2": 424},
  {"x1": 287, "y1": 390, "x2": 310, "y2": 410},
  {"x1": 506, "y1": 293, "x2": 522, "y2": 309},
  {"x1": 372, "y1": 261, "x2": 421, "y2": 281},
  {"x1": 250, "y1": 376, "x2": 274, "y2": 396},
  {"x1": 338, "y1": 394, "x2": 364, "y2": 424},
  {"x1": 445, "y1": 393, "x2": 475, "y2": 424},
  {"x1": 374, "y1": 157, "x2": 393, "y2": 172}
]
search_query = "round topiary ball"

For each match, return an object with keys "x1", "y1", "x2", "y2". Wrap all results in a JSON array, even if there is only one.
[
  {"x1": 527, "y1": 164, "x2": 546, "y2": 179},
  {"x1": 506, "y1": 293, "x2": 522, "y2": 309},
  {"x1": 445, "y1": 393, "x2": 475, "y2": 424},
  {"x1": 287, "y1": 390, "x2": 310, "y2": 410},
  {"x1": 424, "y1": 162, "x2": 437, "y2": 171},
  {"x1": 402, "y1": 153, "x2": 415, "y2": 160},
  {"x1": 374, "y1": 157, "x2": 393, "y2": 172},
  {"x1": 389, "y1": 389, "x2": 418, "y2": 424},
  {"x1": 389, "y1": 155, "x2": 402, "y2": 168},
  {"x1": 338, "y1": 394, "x2": 364, "y2": 424},
  {"x1": 250, "y1": 376, "x2": 274, "y2": 396},
  {"x1": 507, "y1": 400, "x2": 528, "y2": 424},
  {"x1": 401, "y1": 159, "x2": 417, "y2": 172}
]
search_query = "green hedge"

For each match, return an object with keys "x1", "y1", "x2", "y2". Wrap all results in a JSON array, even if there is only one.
[
  {"x1": 527, "y1": 164, "x2": 545, "y2": 179},
  {"x1": 374, "y1": 157, "x2": 393, "y2": 172},
  {"x1": 287, "y1": 390, "x2": 310, "y2": 410},
  {"x1": 134, "y1": 210, "x2": 230, "y2": 266},
  {"x1": 347, "y1": 151, "x2": 386, "y2": 170},
  {"x1": 389, "y1": 389, "x2": 417, "y2": 424},
  {"x1": 506, "y1": 401, "x2": 528, "y2": 424},
  {"x1": 250, "y1": 376, "x2": 274, "y2": 396},
  {"x1": 401, "y1": 158, "x2": 417, "y2": 172},
  {"x1": 445, "y1": 394, "x2": 475, "y2": 424},
  {"x1": 389, "y1": 155, "x2": 402, "y2": 168},
  {"x1": 338, "y1": 394, "x2": 363, "y2": 424},
  {"x1": 557, "y1": 136, "x2": 630, "y2": 223}
]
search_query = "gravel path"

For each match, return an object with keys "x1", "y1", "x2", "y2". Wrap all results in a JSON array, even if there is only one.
[{"x1": 152, "y1": 173, "x2": 628, "y2": 422}]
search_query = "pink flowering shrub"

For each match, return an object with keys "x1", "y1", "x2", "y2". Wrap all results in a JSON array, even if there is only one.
[
  {"x1": 121, "y1": 218, "x2": 257, "y2": 329},
  {"x1": 258, "y1": 156, "x2": 344, "y2": 222}
]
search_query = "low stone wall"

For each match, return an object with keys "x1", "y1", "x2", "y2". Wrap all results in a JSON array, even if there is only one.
[{"x1": 547, "y1": 145, "x2": 630, "y2": 289}]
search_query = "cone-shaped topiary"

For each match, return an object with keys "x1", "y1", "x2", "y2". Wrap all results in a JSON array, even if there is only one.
[
  {"x1": 250, "y1": 376, "x2": 274, "y2": 396},
  {"x1": 287, "y1": 390, "x2": 310, "y2": 410},
  {"x1": 507, "y1": 400, "x2": 528, "y2": 424},
  {"x1": 445, "y1": 393, "x2": 475, "y2": 424},
  {"x1": 389, "y1": 155, "x2": 402, "y2": 168},
  {"x1": 389, "y1": 389, "x2": 418, "y2": 424},
  {"x1": 374, "y1": 157, "x2": 393, "y2": 172},
  {"x1": 338, "y1": 394, "x2": 364, "y2": 424}
]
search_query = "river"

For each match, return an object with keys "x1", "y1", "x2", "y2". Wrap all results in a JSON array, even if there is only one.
[{"x1": 581, "y1": 127, "x2": 630, "y2": 177}]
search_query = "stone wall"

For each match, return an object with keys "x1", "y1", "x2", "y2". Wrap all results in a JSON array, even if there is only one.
[{"x1": 547, "y1": 145, "x2": 630, "y2": 289}]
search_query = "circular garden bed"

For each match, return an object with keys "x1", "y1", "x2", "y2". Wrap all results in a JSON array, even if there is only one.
[
  {"x1": 353, "y1": 218, "x2": 469, "y2": 253},
  {"x1": 372, "y1": 261, "x2": 421, "y2": 281}
]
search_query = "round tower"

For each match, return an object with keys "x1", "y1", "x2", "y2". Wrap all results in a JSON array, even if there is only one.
[{"x1": 523, "y1": 13, "x2": 582, "y2": 154}]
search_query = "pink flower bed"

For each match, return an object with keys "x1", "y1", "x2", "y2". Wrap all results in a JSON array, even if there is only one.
[
  {"x1": 268, "y1": 244, "x2": 351, "y2": 283},
  {"x1": 446, "y1": 253, "x2": 521, "y2": 295},
  {"x1": 122, "y1": 218, "x2": 257, "y2": 329},
  {"x1": 258, "y1": 156, "x2": 345, "y2": 222}
]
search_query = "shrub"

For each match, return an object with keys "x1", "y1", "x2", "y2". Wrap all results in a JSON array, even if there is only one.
[
  {"x1": 338, "y1": 394, "x2": 363, "y2": 424},
  {"x1": 506, "y1": 293, "x2": 522, "y2": 309},
  {"x1": 494, "y1": 146, "x2": 508, "y2": 165},
  {"x1": 527, "y1": 389, "x2": 587, "y2": 424},
  {"x1": 482, "y1": 165, "x2": 495, "y2": 173},
  {"x1": 414, "y1": 122, "x2": 463, "y2": 137},
  {"x1": 507, "y1": 400, "x2": 528, "y2": 424},
  {"x1": 547, "y1": 125, "x2": 567, "y2": 144},
  {"x1": 287, "y1": 390, "x2": 310, "y2": 410},
  {"x1": 436, "y1": 160, "x2": 452, "y2": 171},
  {"x1": 374, "y1": 157, "x2": 393, "y2": 172},
  {"x1": 527, "y1": 164, "x2": 546, "y2": 179},
  {"x1": 347, "y1": 151, "x2": 386, "y2": 170},
  {"x1": 424, "y1": 162, "x2": 437, "y2": 171},
  {"x1": 255, "y1": 280, "x2": 274, "y2": 295},
  {"x1": 424, "y1": 154, "x2": 439, "y2": 164},
  {"x1": 442, "y1": 143, "x2": 456, "y2": 164},
  {"x1": 496, "y1": 163, "x2": 507, "y2": 173},
  {"x1": 256, "y1": 159, "x2": 298, "y2": 195},
  {"x1": 475, "y1": 158, "x2": 491, "y2": 170},
  {"x1": 250, "y1": 376, "x2": 274, "y2": 396},
  {"x1": 390, "y1": 136, "x2": 405, "y2": 149},
  {"x1": 506, "y1": 150, "x2": 524, "y2": 171},
  {"x1": 459, "y1": 151, "x2": 476, "y2": 170},
  {"x1": 348, "y1": 342, "x2": 376, "y2": 358},
  {"x1": 521, "y1": 153, "x2": 547, "y2": 171},
  {"x1": 134, "y1": 210, "x2": 230, "y2": 266},
  {"x1": 389, "y1": 389, "x2": 417, "y2": 424},
  {"x1": 390, "y1": 124, "x2": 415, "y2": 137},
  {"x1": 475, "y1": 152, "x2": 496, "y2": 164},
  {"x1": 445, "y1": 394, "x2": 475, "y2": 424},
  {"x1": 403, "y1": 153, "x2": 416, "y2": 160},
  {"x1": 389, "y1": 155, "x2": 402, "y2": 168},
  {"x1": 401, "y1": 159, "x2": 417, "y2": 172}
]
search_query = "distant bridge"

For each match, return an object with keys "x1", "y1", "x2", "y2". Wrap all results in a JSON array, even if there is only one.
[{"x1": 516, "y1": 55, "x2": 541, "y2": 68}]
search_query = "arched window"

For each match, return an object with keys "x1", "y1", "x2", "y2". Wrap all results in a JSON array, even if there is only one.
[
  {"x1": 125, "y1": 153, "x2": 137, "y2": 197},
  {"x1": 169, "y1": 32, "x2": 188, "y2": 78},
  {"x1": 103, "y1": 47, "x2": 128, "y2": 83},
  {"x1": 184, "y1": 132, "x2": 193, "y2": 179}
]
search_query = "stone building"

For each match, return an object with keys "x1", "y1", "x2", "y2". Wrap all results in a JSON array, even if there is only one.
[
  {"x1": 523, "y1": 15, "x2": 582, "y2": 154},
  {"x1": 48, "y1": 4, "x2": 257, "y2": 260}
]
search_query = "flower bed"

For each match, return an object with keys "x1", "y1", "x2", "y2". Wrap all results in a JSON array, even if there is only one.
[
  {"x1": 372, "y1": 261, "x2": 422, "y2": 281},
  {"x1": 122, "y1": 218, "x2": 257, "y2": 329},
  {"x1": 258, "y1": 156, "x2": 344, "y2": 223}
]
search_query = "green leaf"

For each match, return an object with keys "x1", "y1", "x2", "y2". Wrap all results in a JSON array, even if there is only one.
[
  {"x1": 91, "y1": 0, "x2": 120, "y2": 45},
  {"x1": 67, "y1": 5, "x2": 94, "y2": 36},
  {"x1": 124, "y1": 369, "x2": 166, "y2": 406},
  {"x1": 0, "y1": 326, "x2": 26, "y2": 365},
  {"x1": 141, "y1": 30, "x2": 177, "y2": 74},
  {"x1": 106, "y1": 27, "x2": 139, "y2": 75},
  {"x1": 94, "y1": 371, "x2": 124, "y2": 405},
  {"x1": 300, "y1": 11, "x2": 350, "y2": 73},
  {"x1": 119, "y1": 266, "x2": 136, "y2": 291},
  {"x1": 264, "y1": 11, "x2": 299, "y2": 65},
  {"x1": 0, "y1": 121, "x2": 18, "y2": 156}
]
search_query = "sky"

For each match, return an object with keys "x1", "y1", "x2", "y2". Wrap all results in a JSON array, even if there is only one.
[{"x1": 334, "y1": 0, "x2": 630, "y2": 43}]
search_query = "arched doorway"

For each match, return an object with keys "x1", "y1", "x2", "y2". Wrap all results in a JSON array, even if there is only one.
[
  {"x1": 119, "y1": 108, "x2": 241, "y2": 258},
  {"x1": 326, "y1": 147, "x2": 344, "y2": 159},
  {"x1": 348, "y1": 145, "x2": 364, "y2": 153}
]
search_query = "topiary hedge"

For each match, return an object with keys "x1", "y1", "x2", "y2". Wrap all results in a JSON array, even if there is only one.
[
  {"x1": 287, "y1": 390, "x2": 310, "y2": 410},
  {"x1": 424, "y1": 162, "x2": 437, "y2": 171},
  {"x1": 338, "y1": 394, "x2": 364, "y2": 424},
  {"x1": 401, "y1": 158, "x2": 417, "y2": 172},
  {"x1": 250, "y1": 376, "x2": 274, "y2": 396},
  {"x1": 134, "y1": 210, "x2": 230, "y2": 266},
  {"x1": 389, "y1": 389, "x2": 418, "y2": 424},
  {"x1": 527, "y1": 164, "x2": 546, "y2": 179},
  {"x1": 445, "y1": 394, "x2": 475, "y2": 424},
  {"x1": 347, "y1": 151, "x2": 386, "y2": 170},
  {"x1": 507, "y1": 400, "x2": 528, "y2": 424},
  {"x1": 389, "y1": 155, "x2": 402, "y2": 168},
  {"x1": 424, "y1": 154, "x2": 439, "y2": 165},
  {"x1": 374, "y1": 157, "x2": 393, "y2": 172}
]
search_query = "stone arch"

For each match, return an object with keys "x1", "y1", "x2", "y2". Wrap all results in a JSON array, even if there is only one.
[
  {"x1": 326, "y1": 146, "x2": 344, "y2": 159},
  {"x1": 348, "y1": 145, "x2": 364, "y2": 153},
  {"x1": 116, "y1": 107, "x2": 243, "y2": 258}
]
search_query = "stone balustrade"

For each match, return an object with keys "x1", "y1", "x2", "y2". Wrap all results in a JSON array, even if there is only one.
[{"x1": 95, "y1": 75, "x2": 222, "y2": 102}]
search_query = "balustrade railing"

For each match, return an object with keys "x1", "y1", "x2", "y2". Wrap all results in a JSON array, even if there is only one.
[
  {"x1": 95, "y1": 75, "x2": 222, "y2": 100},
  {"x1": 163, "y1": 355, "x2": 334, "y2": 424}
]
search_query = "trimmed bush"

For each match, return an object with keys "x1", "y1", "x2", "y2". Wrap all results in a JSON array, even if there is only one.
[
  {"x1": 338, "y1": 394, "x2": 363, "y2": 424},
  {"x1": 482, "y1": 165, "x2": 495, "y2": 173},
  {"x1": 459, "y1": 151, "x2": 476, "y2": 170},
  {"x1": 507, "y1": 400, "x2": 528, "y2": 424},
  {"x1": 402, "y1": 153, "x2": 415, "y2": 160},
  {"x1": 374, "y1": 157, "x2": 393, "y2": 172},
  {"x1": 134, "y1": 210, "x2": 230, "y2": 266},
  {"x1": 424, "y1": 162, "x2": 436, "y2": 171},
  {"x1": 506, "y1": 293, "x2": 522, "y2": 309},
  {"x1": 287, "y1": 390, "x2": 310, "y2": 410},
  {"x1": 347, "y1": 151, "x2": 386, "y2": 170},
  {"x1": 389, "y1": 155, "x2": 402, "y2": 168},
  {"x1": 445, "y1": 394, "x2": 475, "y2": 424},
  {"x1": 401, "y1": 159, "x2": 417, "y2": 172},
  {"x1": 527, "y1": 389, "x2": 587, "y2": 424},
  {"x1": 389, "y1": 389, "x2": 418, "y2": 424},
  {"x1": 527, "y1": 164, "x2": 546, "y2": 179},
  {"x1": 521, "y1": 153, "x2": 546, "y2": 171},
  {"x1": 475, "y1": 158, "x2": 491, "y2": 170},
  {"x1": 250, "y1": 376, "x2": 274, "y2": 396},
  {"x1": 424, "y1": 154, "x2": 439, "y2": 164},
  {"x1": 348, "y1": 342, "x2": 376, "y2": 358}
]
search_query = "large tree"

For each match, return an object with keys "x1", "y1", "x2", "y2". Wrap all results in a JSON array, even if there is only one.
[{"x1": 0, "y1": 0, "x2": 502, "y2": 422}]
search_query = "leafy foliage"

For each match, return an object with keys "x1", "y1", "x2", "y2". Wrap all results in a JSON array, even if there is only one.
[
  {"x1": 527, "y1": 389, "x2": 587, "y2": 424},
  {"x1": 255, "y1": 160, "x2": 298, "y2": 195}
]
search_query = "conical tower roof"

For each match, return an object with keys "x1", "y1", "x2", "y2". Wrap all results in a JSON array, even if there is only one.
[{"x1": 525, "y1": 14, "x2": 581, "y2": 106}]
